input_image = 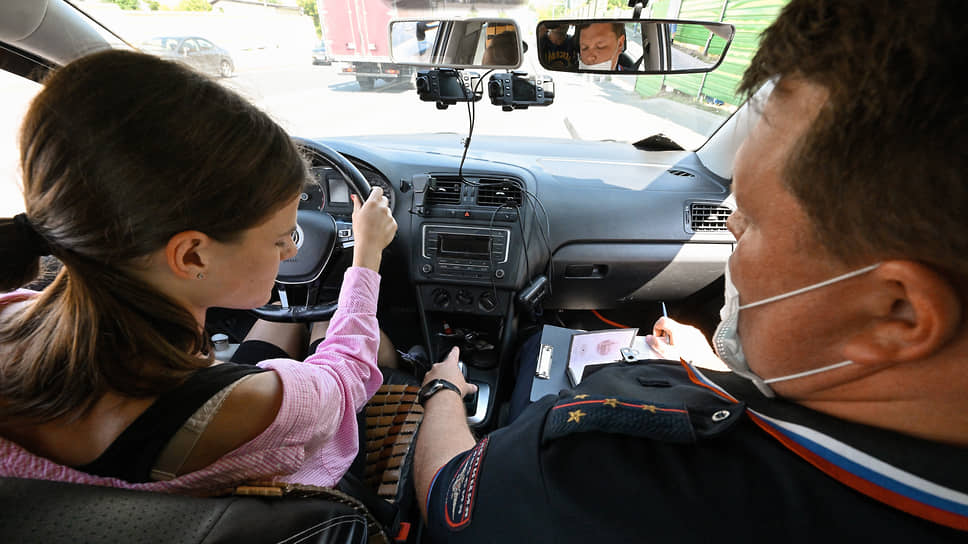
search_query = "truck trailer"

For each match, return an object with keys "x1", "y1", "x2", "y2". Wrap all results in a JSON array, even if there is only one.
[{"x1": 316, "y1": 0, "x2": 416, "y2": 90}]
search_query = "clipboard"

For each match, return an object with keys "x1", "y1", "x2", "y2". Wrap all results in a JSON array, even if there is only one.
[
  {"x1": 530, "y1": 325, "x2": 574, "y2": 402},
  {"x1": 530, "y1": 325, "x2": 637, "y2": 401}
]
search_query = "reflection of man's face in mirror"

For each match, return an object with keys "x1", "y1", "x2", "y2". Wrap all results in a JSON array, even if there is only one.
[{"x1": 579, "y1": 23, "x2": 625, "y2": 69}]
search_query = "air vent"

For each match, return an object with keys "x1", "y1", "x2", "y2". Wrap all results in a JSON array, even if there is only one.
[
  {"x1": 668, "y1": 169, "x2": 696, "y2": 178},
  {"x1": 476, "y1": 179, "x2": 523, "y2": 207},
  {"x1": 425, "y1": 177, "x2": 462, "y2": 205},
  {"x1": 688, "y1": 202, "x2": 732, "y2": 232}
]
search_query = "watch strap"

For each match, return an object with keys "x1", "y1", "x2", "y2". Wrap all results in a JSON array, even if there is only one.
[{"x1": 418, "y1": 379, "x2": 462, "y2": 406}]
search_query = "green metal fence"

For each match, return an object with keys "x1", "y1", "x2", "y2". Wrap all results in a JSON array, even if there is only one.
[{"x1": 634, "y1": 0, "x2": 789, "y2": 106}]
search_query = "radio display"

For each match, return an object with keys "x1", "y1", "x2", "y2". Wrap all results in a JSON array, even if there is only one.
[{"x1": 439, "y1": 234, "x2": 491, "y2": 257}]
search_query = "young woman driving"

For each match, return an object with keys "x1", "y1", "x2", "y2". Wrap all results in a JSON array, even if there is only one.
[{"x1": 0, "y1": 50, "x2": 397, "y2": 493}]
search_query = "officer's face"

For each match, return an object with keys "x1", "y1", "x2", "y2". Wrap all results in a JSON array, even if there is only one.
[
  {"x1": 726, "y1": 78, "x2": 865, "y2": 398},
  {"x1": 579, "y1": 24, "x2": 624, "y2": 68}
]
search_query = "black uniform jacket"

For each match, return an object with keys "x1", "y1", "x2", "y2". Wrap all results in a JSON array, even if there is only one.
[{"x1": 425, "y1": 360, "x2": 968, "y2": 542}]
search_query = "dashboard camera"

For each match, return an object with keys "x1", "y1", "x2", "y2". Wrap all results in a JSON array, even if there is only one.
[
  {"x1": 415, "y1": 68, "x2": 483, "y2": 109},
  {"x1": 488, "y1": 72, "x2": 555, "y2": 111}
]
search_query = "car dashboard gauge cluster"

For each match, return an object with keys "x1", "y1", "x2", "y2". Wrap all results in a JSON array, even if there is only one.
[{"x1": 300, "y1": 163, "x2": 395, "y2": 214}]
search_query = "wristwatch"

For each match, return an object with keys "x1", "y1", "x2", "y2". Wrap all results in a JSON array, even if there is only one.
[{"x1": 418, "y1": 379, "x2": 462, "y2": 406}]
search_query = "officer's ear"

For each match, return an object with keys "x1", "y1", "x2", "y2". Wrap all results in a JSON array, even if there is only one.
[{"x1": 842, "y1": 260, "x2": 961, "y2": 365}]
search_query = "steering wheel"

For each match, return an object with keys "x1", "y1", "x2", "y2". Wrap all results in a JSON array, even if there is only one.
[{"x1": 250, "y1": 138, "x2": 372, "y2": 322}]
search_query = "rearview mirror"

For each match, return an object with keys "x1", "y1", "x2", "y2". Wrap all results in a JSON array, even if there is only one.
[
  {"x1": 390, "y1": 19, "x2": 522, "y2": 69},
  {"x1": 536, "y1": 19, "x2": 734, "y2": 74}
]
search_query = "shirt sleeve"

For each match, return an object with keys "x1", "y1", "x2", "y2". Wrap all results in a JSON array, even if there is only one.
[
  {"x1": 0, "y1": 289, "x2": 39, "y2": 305},
  {"x1": 425, "y1": 397, "x2": 556, "y2": 542},
  {"x1": 238, "y1": 266, "x2": 385, "y2": 482}
]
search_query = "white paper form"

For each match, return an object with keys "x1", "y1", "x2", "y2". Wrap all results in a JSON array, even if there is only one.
[{"x1": 566, "y1": 328, "x2": 638, "y2": 385}]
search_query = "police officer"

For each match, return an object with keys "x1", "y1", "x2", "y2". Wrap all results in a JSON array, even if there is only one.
[{"x1": 414, "y1": 1, "x2": 968, "y2": 541}]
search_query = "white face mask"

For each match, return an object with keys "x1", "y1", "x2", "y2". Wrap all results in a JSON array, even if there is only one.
[
  {"x1": 712, "y1": 261, "x2": 880, "y2": 398},
  {"x1": 579, "y1": 58, "x2": 614, "y2": 70},
  {"x1": 578, "y1": 45, "x2": 619, "y2": 70}
]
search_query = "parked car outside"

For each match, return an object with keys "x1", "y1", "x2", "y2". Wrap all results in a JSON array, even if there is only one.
[
  {"x1": 140, "y1": 36, "x2": 235, "y2": 78},
  {"x1": 312, "y1": 40, "x2": 332, "y2": 65}
]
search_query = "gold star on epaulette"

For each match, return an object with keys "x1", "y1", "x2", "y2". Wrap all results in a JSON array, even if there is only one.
[
  {"x1": 567, "y1": 409, "x2": 587, "y2": 423},
  {"x1": 574, "y1": 394, "x2": 589, "y2": 399},
  {"x1": 641, "y1": 404, "x2": 657, "y2": 413},
  {"x1": 603, "y1": 398, "x2": 618, "y2": 408}
]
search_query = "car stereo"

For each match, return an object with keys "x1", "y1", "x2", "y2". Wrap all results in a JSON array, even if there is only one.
[{"x1": 421, "y1": 225, "x2": 510, "y2": 280}]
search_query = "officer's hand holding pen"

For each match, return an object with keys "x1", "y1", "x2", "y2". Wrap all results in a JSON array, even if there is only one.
[{"x1": 645, "y1": 316, "x2": 728, "y2": 371}]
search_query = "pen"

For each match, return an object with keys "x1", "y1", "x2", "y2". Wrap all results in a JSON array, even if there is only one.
[{"x1": 660, "y1": 301, "x2": 670, "y2": 344}]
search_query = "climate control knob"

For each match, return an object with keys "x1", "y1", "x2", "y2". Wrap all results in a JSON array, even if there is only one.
[
  {"x1": 431, "y1": 288, "x2": 450, "y2": 308},
  {"x1": 456, "y1": 289, "x2": 473, "y2": 306},
  {"x1": 478, "y1": 292, "x2": 497, "y2": 312}
]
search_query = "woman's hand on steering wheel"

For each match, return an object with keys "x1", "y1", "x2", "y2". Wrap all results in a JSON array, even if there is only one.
[{"x1": 351, "y1": 186, "x2": 397, "y2": 272}]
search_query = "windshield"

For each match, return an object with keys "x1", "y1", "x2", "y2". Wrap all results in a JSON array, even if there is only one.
[
  {"x1": 19, "y1": 1, "x2": 785, "y2": 154},
  {"x1": 0, "y1": 70, "x2": 39, "y2": 217}
]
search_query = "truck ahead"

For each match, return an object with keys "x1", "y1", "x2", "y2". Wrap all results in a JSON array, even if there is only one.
[{"x1": 317, "y1": 0, "x2": 416, "y2": 89}]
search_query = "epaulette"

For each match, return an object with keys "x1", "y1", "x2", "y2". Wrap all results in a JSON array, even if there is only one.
[
  {"x1": 542, "y1": 390, "x2": 744, "y2": 445},
  {"x1": 543, "y1": 394, "x2": 695, "y2": 444}
]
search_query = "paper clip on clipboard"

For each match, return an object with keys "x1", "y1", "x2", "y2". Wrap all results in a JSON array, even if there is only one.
[
  {"x1": 620, "y1": 347, "x2": 639, "y2": 362},
  {"x1": 535, "y1": 344, "x2": 553, "y2": 379}
]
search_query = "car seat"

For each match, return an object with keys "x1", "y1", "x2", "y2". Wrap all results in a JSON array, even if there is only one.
[
  {"x1": 0, "y1": 385, "x2": 426, "y2": 543},
  {"x1": 0, "y1": 477, "x2": 370, "y2": 543}
]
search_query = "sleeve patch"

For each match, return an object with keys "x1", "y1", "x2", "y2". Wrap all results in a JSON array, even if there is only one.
[{"x1": 444, "y1": 436, "x2": 489, "y2": 531}]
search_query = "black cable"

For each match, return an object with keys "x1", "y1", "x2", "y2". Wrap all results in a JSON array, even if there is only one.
[
  {"x1": 511, "y1": 181, "x2": 532, "y2": 283},
  {"x1": 457, "y1": 70, "x2": 493, "y2": 186},
  {"x1": 555, "y1": 309, "x2": 568, "y2": 327},
  {"x1": 515, "y1": 205, "x2": 531, "y2": 281},
  {"x1": 526, "y1": 190, "x2": 551, "y2": 260},
  {"x1": 522, "y1": 188, "x2": 554, "y2": 294},
  {"x1": 487, "y1": 202, "x2": 514, "y2": 303}
]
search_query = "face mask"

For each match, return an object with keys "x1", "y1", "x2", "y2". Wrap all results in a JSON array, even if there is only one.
[
  {"x1": 712, "y1": 261, "x2": 880, "y2": 397},
  {"x1": 579, "y1": 45, "x2": 619, "y2": 70},
  {"x1": 579, "y1": 58, "x2": 614, "y2": 70}
]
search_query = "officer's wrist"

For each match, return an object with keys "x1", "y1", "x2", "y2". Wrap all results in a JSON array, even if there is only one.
[
  {"x1": 422, "y1": 386, "x2": 463, "y2": 411},
  {"x1": 418, "y1": 378, "x2": 463, "y2": 406}
]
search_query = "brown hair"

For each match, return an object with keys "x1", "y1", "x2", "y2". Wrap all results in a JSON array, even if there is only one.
[
  {"x1": 738, "y1": 0, "x2": 965, "y2": 275},
  {"x1": 578, "y1": 22, "x2": 626, "y2": 40},
  {"x1": 0, "y1": 50, "x2": 307, "y2": 422}
]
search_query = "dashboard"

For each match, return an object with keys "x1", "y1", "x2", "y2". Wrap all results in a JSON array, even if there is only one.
[
  {"x1": 296, "y1": 133, "x2": 735, "y2": 429},
  {"x1": 302, "y1": 133, "x2": 734, "y2": 311},
  {"x1": 299, "y1": 159, "x2": 397, "y2": 215}
]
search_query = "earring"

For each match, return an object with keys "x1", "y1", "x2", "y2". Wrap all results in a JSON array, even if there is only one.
[{"x1": 197, "y1": 272, "x2": 205, "y2": 280}]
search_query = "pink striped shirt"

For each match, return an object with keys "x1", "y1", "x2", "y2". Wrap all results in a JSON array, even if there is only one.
[{"x1": 0, "y1": 266, "x2": 384, "y2": 494}]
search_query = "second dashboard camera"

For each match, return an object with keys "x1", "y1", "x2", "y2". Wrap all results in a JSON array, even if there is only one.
[
  {"x1": 415, "y1": 68, "x2": 483, "y2": 109},
  {"x1": 488, "y1": 72, "x2": 555, "y2": 111}
]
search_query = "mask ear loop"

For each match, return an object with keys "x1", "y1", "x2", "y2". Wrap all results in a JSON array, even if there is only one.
[
  {"x1": 738, "y1": 263, "x2": 881, "y2": 311},
  {"x1": 762, "y1": 360, "x2": 854, "y2": 384}
]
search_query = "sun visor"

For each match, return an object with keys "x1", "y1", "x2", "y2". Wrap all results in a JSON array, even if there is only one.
[
  {"x1": 0, "y1": 0, "x2": 47, "y2": 42},
  {"x1": 1, "y1": 0, "x2": 118, "y2": 67}
]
